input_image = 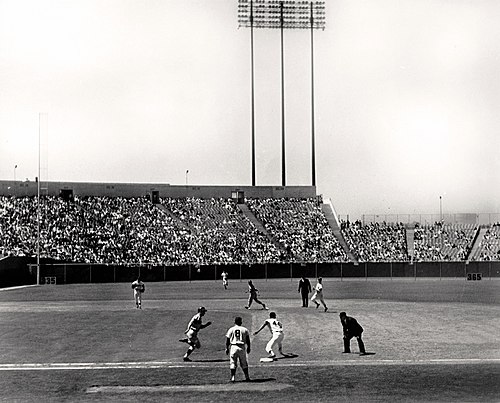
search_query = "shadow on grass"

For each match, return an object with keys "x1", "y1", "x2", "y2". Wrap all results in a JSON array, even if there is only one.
[
  {"x1": 276, "y1": 353, "x2": 299, "y2": 360},
  {"x1": 194, "y1": 358, "x2": 229, "y2": 363},
  {"x1": 244, "y1": 378, "x2": 276, "y2": 383}
]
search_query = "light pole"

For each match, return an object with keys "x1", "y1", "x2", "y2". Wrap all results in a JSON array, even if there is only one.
[
  {"x1": 439, "y1": 195, "x2": 443, "y2": 222},
  {"x1": 185, "y1": 170, "x2": 189, "y2": 186},
  {"x1": 14, "y1": 164, "x2": 17, "y2": 183},
  {"x1": 238, "y1": 0, "x2": 326, "y2": 187}
]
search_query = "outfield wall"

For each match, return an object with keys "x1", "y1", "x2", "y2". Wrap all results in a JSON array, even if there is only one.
[{"x1": 7, "y1": 260, "x2": 499, "y2": 286}]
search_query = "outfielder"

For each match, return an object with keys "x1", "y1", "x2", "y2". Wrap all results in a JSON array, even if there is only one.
[
  {"x1": 131, "y1": 277, "x2": 145, "y2": 309},
  {"x1": 179, "y1": 306, "x2": 212, "y2": 361},
  {"x1": 311, "y1": 277, "x2": 328, "y2": 312},
  {"x1": 221, "y1": 270, "x2": 229, "y2": 289},
  {"x1": 225, "y1": 316, "x2": 251, "y2": 382},
  {"x1": 253, "y1": 311, "x2": 285, "y2": 359}
]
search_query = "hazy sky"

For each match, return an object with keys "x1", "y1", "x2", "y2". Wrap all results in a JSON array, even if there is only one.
[{"x1": 1, "y1": 0, "x2": 499, "y2": 219}]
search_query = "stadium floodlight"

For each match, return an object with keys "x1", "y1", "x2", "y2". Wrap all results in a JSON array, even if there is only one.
[{"x1": 238, "y1": 0, "x2": 325, "y2": 187}]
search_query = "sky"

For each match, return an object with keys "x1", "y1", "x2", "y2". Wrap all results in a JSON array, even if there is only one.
[{"x1": 0, "y1": 0, "x2": 499, "y2": 219}]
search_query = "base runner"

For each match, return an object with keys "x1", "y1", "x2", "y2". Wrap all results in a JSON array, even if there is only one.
[{"x1": 179, "y1": 307, "x2": 212, "y2": 362}]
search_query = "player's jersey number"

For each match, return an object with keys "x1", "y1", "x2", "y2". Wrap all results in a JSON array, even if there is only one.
[{"x1": 231, "y1": 329, "x2": 245, "y2": 344}]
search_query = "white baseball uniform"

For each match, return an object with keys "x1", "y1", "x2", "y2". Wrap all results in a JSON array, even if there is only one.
[
  {"x1": 264, "y1": 318, "x2": 284, "y2": 355},
  {"x1": 226, "y1": 324, "x2": 250, "y2": 369}
]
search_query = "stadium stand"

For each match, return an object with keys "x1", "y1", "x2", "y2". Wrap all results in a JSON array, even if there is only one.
[
  {"x1": 246, "y1": 197, "x2": 349, "y2": 262},
  {"x1": 340, "y1": 220, "x2": 409, "y2": 262},
  {"x1": 0, "y1": 194, "x2": 498, "y2": 267},
  {"x1": 470, "y1": 223, "x2": 500, "y2": 261},
  {"x1": 412, "y1": 222, "x2": 478, "y2": 262},
  {"x1": 160, "y1": 197, "x2": 283, "y2": 264}
]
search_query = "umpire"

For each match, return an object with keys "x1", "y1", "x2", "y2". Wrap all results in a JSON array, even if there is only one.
[
  {"x1": 339, "y1": 312, "x2": 367, "y2": 356},
  {"x1": 298, "y1": 275, "x2": 312, "y2": 307}
]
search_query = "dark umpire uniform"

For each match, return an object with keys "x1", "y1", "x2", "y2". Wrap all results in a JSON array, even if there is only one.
[
  {"x1": 298, "y1": 276, "x2": 312, "y2": 307},
  {"x1": 339, "y1": 312, "x2": 367, "y2": 355}
]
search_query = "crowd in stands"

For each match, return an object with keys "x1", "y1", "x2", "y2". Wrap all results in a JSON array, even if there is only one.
[
  {"x1": 412, "y1": 222, "x2": 477, "y2": 262},
  {"x1": 246, "y1": 197, "x2": 348, "y2": 262},
  {"x1": 0, "y1": 195, "x2": 284, "y2": 265},
  {"x1": 1, "y1": 195, "x2": 498, "y2": 265},
  {"x1": 340, "y1": 220, "x2": 408, "y2": 262},
  {"x1": 471, "y1": 223, "x2": 500, "y2": 261},
  {"x1": 161, "y1": 197, "x2": 283, "y2": 264}
]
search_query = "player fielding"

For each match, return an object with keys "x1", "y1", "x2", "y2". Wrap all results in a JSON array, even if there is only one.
[
  {"x1": 131, "y1": 277, "x2": 145, "y2": 309},
  {"x1": 253, "y1": 311, "x2": 285, "y2": 360},
  {"x1": 245, "y1": 280, "x2": 268, "y2": 310},
  {"x1": 221, "y1": 270, "x2": 229, "y2": 289}
]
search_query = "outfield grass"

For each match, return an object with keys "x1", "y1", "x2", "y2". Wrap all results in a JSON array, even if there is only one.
[{"x1": 0, "y1": 279, "x2": 499, "y2": 402}]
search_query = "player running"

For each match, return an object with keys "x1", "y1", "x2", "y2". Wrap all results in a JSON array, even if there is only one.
[
  {"x1": 253, "y1": 311, "x2": 286, "y2": 359},
  {"x1": 179, "y1": 306, "x2": 212, "y2": 361},
  {"x1": 245, "y1": 280, "x2": 268, "y2": 310},
  {"x1": 311, "y1": 277, "x2": 328, "y2": 312},
  {"x1": 225, "y1": 316, "x2": 251, "y2": 382},
  {"x1": 131, "y1": 277, "x2": 145, "y2": 309}
]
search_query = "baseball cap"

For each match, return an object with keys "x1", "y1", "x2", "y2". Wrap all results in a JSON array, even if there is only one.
[{"x1": 198, "y1": 306, "x2": 207, "y2": 313}]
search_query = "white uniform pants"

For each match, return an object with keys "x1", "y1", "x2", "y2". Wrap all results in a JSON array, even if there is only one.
[
  {"x1": 134, "y1": 290, "x2": 142, "y2": 306},
  {"x1": 266, "y1": 332, "x2": 284, "y2": 355},
  {"x1": 229, "y1": 344, "x2": 248, "y2": 369}
]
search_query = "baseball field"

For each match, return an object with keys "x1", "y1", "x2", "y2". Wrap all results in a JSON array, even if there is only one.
[{"x1": 0, "y1": 278, "x2": 499, "y2": 402}]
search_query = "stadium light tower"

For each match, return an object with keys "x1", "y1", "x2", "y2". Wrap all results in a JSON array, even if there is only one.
[{"x1": 238, "y1": 0, "x2": 325, "y2": 187}]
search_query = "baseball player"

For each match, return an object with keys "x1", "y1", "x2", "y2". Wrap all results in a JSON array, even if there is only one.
[
  {"x1": 225, "y1": 316, "x2": 251, "y2": 382},
  {"x1": 253, "y1": 311, "x2": 285, "y2": 359},
  {"x1": 339, "y1": 312, "x2": 367, "y2": 355},
  {"x1": 311, "y1": 277, "x2": 328, "y2": 312},
  {"x1": 179, "y1": 306, "x2": 212, "y2": 361},
  {"x1": 245, "y1": 280, "x2": 268, "y2": 310},
  {"x1": 131, "y1": 277, "x2": 145, "y2": 309},
  {"x1": 221, "y1": 270, "x2": 229, "y2": 289}
]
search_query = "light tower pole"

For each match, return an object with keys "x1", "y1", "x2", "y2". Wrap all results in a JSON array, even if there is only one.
[{"x1": 238, "y1": 0, "x2": 325, "y2": 187}]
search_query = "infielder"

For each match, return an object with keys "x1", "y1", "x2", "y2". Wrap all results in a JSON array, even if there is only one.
[
  {"x1": 245, "y1": 280, "x2": 268, "y2": 310},
  {"x1": 311, "y1": 277, "x2": 328, "y2": 312},
  {"x1": 253, "y1": 311, "x2": 285, "y2": 359},
  {"x1": 131, "y1": 277, "x2": 145, "y2": 309},
  {"x1": 179, "y1": 306, "x2": 212, "y2": 361},
  {"x1": 225, "y1": 316, "x2": 251, "y2": 382}
]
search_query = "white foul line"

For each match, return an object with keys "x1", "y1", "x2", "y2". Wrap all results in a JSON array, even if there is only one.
[{"x1": 0, "y1": 358, "x2": 499, "y2": 371}]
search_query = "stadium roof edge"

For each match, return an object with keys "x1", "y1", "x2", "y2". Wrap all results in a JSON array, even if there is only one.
[{"x1": 0, "y1": 180, "x2": 317, "y2": 199}]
